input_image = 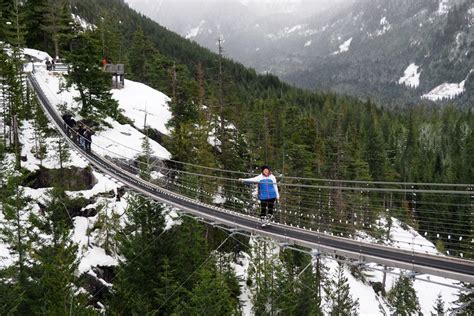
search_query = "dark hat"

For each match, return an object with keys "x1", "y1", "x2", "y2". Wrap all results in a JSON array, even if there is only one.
[{"x1": 261, "y1": 165, "x2": 271, "y2": 172}]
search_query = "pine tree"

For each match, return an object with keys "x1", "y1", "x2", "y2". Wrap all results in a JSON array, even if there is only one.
[
  {"x1": 248, "y1": 238, "x2": 281, "y2": 315},
  {"x1": 31, "y1": 95, "x2": 49, "y2": 166},
  {"x1": 65, "y1": 31, "x2": 118, "y2": 119},
  {"x1": 177, "y1": 263, "x2": 238, "y2": 315},
  {"x1": 109, "y1": 195, "x2": 168, "y2": 314},
  {"x1": 3, "y1": 1, "x2": 28, "y2": 170},
  {"x1": 24, "y1": 0, "x2": 48, "y2": 51},
  {"x1": 432, "y1": 293, "x2": 445, "y2": 316},
  {"x1": 0, "y1": 174, "x2": 33, "y2": 314},
  {"x1": 54, "y1": 137, "x2": 70, "y2": 169},
  {"x1": 324, "y1": 263, "x2": 359, "y2": 315},
  {"x1": 139, "y1": 131, "x2": 153, "y2": 181},
  {"x1": 387, "y1": 274, "x2": 420, "y2": 316},
  {"x1": 28, "y1": 188, "x2": 91, "y2": 314},
  {"x1": 40, "y1": 0, "x2": 72, "y2": 59},
  {"x1": 128, "y1": 27, "x2": 155, "y2": 84},
  {"x1": 452, "y1": 283, "x2": 474, "y2": 315},
  {"x1": 93, "y1": 203, "x2": 121, "y2": 256}
]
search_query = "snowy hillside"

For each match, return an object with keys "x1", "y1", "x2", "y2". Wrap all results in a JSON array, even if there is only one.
[
  {"x1": 29, "y1": 61, "x2": 171, "y2": 160},
  {"x1": 126, "y1": 0, "x2": 474, "y2": 107},
  {"x1": 1, "y1": 48, "x2": 178, "y2": 309}
]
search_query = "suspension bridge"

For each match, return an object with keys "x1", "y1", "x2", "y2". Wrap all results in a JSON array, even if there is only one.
[{"x1": 27, "y1": 72, "x2": 474, "y2": 285}]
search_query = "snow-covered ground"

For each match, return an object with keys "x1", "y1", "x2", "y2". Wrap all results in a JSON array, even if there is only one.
[
  {"x1": 23, "y1": 48, "x2": 52, "y2": 62},
  {"x1": 20, "y1": 121, "x2": 89, "y2": 172},
  {"x1": 332, "y1": 37, "x2": 352, "y2": 55},
  {"x1": 422, "y1": 69, "x2": 472, "y2": 101},
  {"x1": 111, "y1": 79, "x2": 171, "y2": 136},
  {"x1": 399, "y1": 63, "x2": 421, "y2": 88}
]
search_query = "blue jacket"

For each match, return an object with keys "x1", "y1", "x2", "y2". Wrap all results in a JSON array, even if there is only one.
[{"x1": 241, "y1": 174, "x2": 279, "y2": 201}]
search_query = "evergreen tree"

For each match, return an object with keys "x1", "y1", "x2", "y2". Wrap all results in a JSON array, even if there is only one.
[
  {"x1": 139, "y1": 131, "x2": 152, "y2": 181},
  {"x1": 31, "y1": 95, "x2": 49, "y2": 166},
  {"x1": 24, "y1": 0, "x2": 48, "y2": 52},
  {"x1": 40, "y1": 0, "x2": 72, "y2": 58},
  {"x1": 54, "y1": 137, "x2": 70, "y2": 169},
  {"x1": 65, "y1": 31, "x2": 118, "y2": 119},
  {"x1": 177, "y1": 263, "x2": 238, "y2": 315},
  {"x1": 0, "y1": 174, "x2": 33, "y2": 314},
  {"x1": 432, "y1": 293, "x2": 445, "y2": 316},
  {"x1": 324, "y1": 263, "x2": 359, "y2": 315},
  {"x1": 93, "y1": 202, "x2": 121, "y2": 256},
  {"x1": 109, "y1": 195, "x2": 169, "y2": 314},
  {"x1": 128, "y1": 27, "x2": 155, "y2": 84},
  {"x1": 387, "y1": 274, "x2": 420, "y2": 316},
  {"x1": 28, "y1": 188, "x2": 91, "y2": 314},
  {"x1": 248, "y1": 238, "x2": 281, "y2": 315},
  {"x1": 452, "y1": 283, "x2": 474, "y2": 315}
]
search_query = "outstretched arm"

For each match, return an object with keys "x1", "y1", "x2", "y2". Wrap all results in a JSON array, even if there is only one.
[{"x1": 239, "y1": 174, "x2": 264, "y2": 183}]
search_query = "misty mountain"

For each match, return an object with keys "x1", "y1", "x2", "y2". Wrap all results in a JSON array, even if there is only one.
[{"x1": 126, "y1": 0, "x2": 472, "y2": 106}]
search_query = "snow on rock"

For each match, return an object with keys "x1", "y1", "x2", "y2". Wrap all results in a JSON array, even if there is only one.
[
  {"x1": 232, "y1": 252, "x2": 252, "y2": 315},
  {"x1": 111, "y1": 79, "x2": 171, "y2": 136},
  {"x1": 67, "y1": 171, "x2": 120, "y2": 199},
  {"x1": 437, "y1": 0, "x2": 451, "y2": 15},
  {"x1": 164, "y1": 208, "x2": 182, "y2": 230},
  {"x1": 399, "y1": 63, "x2": 421, "y2": 88},
  {"x1": 332, "y1": 37, "x2": 352, "y2": 55},
  {"x1": 23, "y1": 48, "x2": 52, "y2": 62},
  {"x1": 71, "y1": 13, "x2": 96, "y2": 31},
  {"x1": 285, "y1": 24, "x2": 302, "y2": 34},
  {"x1": 375, "y1": 16, "x2": 392, "y2": 36},
  {"x1": 422, "y1": 80, "x2": 466, "y2": 101},
  {"x1": 78, "y1": 246, "x2": 118, "y2": 274},
  {"x1": 304, "y1": 40, "x2": 312, "y2": 47},
  {"x1": 186, "y1": 20, "x2": 205, "y2": 39}
]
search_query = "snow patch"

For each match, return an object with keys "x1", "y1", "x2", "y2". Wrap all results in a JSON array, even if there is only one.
[
  {"x1": 23, "y1": 48, "x2": 52, "y2": 62},
  {"x1": 399, "y1": 63, "x2": 421, "y2": 88},
  {"x1": 285, "y1": 24, "x2": 302, "y2": 34},
  {"x1": 78, "y1": 246, "x2": 118, "y2": 274},
  {"x1": 186, "y1": 20, "x2": 205, "y2": 39},
  {"x1": 437, "y1": 0, "x2": 450, "y2": 15},
  {"x1": 375, "y1": 16, "x2": 392, "y2": 36},
  {"x1": 422, "y1": 81, "x2": 466, "y2": 101},
  {"x1": 332, "y1": 37, "x2": 352, "y2": 55},
  {"x1": 71, "y1": 14, "x2": 95, "y2": 31}
]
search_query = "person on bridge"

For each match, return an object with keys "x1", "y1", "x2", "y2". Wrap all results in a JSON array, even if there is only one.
[{"x1": 239, "y1": 166, "x2": 279, "y2": 220}]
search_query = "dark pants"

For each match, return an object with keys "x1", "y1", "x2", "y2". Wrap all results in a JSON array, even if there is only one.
[{"x1": 260, "y1": 198, "x2": 276, "y2": 217}]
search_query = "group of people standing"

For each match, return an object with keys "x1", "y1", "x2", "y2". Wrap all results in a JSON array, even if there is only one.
[
  {"x1": 45, "y1": 58, "x2": 56, "y2": 71},
  {"x1": 62, "y1": 114, "x2": 92, "y2": 152}
]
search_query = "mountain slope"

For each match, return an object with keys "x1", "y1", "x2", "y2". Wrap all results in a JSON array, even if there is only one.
[
  {"x1": 124, "y1": 0, "x2": 473, "y2": 107},
  {"x1": 283, "y1": 0, "x2": 473, "y2": 106}
]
